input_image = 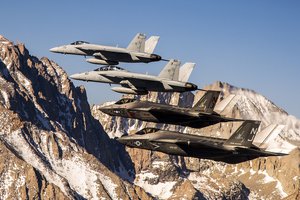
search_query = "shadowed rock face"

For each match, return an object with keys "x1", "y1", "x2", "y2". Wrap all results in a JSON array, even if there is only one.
[
  {"x1": 93, "y1": 82, "x2": 300, "y2": 199},
  {"x1": 0, "y1": 35, "x2": 150, "y2": 199}
]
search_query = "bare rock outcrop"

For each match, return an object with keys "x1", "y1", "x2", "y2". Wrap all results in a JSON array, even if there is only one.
[{"x1": 0, "y1": 35, "x2": 150, "y2": 199}]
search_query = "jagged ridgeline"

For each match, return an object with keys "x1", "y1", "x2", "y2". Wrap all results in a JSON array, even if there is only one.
[
  {"x1": 0, "y1": 35, "x2": 299, "y2": 199},
  {"x1": 0, "y1": 35, "x2": 150, "y2": 199}
]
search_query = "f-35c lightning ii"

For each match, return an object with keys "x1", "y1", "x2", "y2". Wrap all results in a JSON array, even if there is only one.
[
  {"x1": 69, "y1": 60, "x2": 198, "y2": 95},
  {"x1": 99, "y1": 91, "x2": 243, "y2": 128},
  {"x1": 117, "y1": 121, "x2": 288, "y2": 164},
  {"x1": 50, "y1": 33, "x2": 161, "y2": 65}
]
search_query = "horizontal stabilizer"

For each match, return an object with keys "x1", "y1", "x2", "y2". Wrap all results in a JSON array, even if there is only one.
[
  {"x1": 179, "y1": 63, "x2": 196, "y2": 82},
  {"x1": 120, "y1": 80, "x2": 138, "y2": 90},
  {"x1": 158, "y1": 59, "x2": 180, "y2": 80},
  {"x1": 253, "y1": 124, "x2": 285, "y2": 149},
  {"x1": 224, "y1": 120, "x2": 261, "y2": 148},
  {"x1": 214, "y1": 94, "x2": 240, "y2": 114},
  {"x1": 127, "y1": 33, "x2": 146, "y2": 52},
  {"x1": 162, "y1": 82, "x2": 173, "y2": 90},
  {"x1": 192, "y1": 90, "x2": 220, "y2": 113},
  {"x1": 145, "y1": 36, "x2": 160, "y2": 53}
]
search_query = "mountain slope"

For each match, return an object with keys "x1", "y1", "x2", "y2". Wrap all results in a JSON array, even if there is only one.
[{"x1": 0, "y1": 35, "x2": 150, "y2": 199}]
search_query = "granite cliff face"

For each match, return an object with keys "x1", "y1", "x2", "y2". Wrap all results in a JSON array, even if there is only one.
[
  {"x1": 0, "y1": 35, "x2": 299, "y2": 200},
  {"x1": 0, "y1": 35, "x2": 150, "y2": 199}
]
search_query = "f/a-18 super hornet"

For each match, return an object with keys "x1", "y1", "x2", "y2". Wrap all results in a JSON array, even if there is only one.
[
  {"x1": 70, "y1": 59, "x2": 198, "y2": 95},
  {"x1": 50, "y1": 33, "x2": 161, "y2": 65},
  {"x1": 117, "y1": 121, "x2": 288, "y2": 164},
  {"x1": 99, "y1": 91, "x2": 243, "y2": 128}
]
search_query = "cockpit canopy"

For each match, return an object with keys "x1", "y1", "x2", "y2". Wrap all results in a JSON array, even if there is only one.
[
  {"x1": 115, "y1": 98, "x2": 137, "y2": 105},
  {"x1": 135, "y1": 128, "x2": 160, "y2": 135},
  {"x1": 70, "y1": 41, "x2": 90, "y2": 45},
  {"x1": 94, "y1": 65, "x2": 126, "y2": 72}
]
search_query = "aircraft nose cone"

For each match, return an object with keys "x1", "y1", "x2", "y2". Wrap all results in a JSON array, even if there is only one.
[
  {"x1": 116, "y1": 137, "x2": 127, "y2": 145},
  {"x1": 49, "y1": 47, "x2": 60, "y2": 53},
  {"x1": 98, "y1": 107, "x2": 109, "y2": 114},
  {"x1": 69, "y1": 73, "x2": 84, "y2": 80}
]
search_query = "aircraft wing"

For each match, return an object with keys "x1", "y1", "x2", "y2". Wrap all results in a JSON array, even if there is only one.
[
  {"x1": 162, "y1": 82, "x2": 173, "y2": 90},
  {"x1": 154, "y1": 138, "x2": 225, "y2": 150},
  {"x1": 101, "y1": 73, "x2": 173, "y2": 93},
  {"x1": 234, "y1": 146, "x2": 288, "y2": 156},
  {"x1": 147, "y1": 108, "x2": 197, "y2": 119},
  {"x1": 76, "y1": 46, "x2": 125, "y2": 53}
]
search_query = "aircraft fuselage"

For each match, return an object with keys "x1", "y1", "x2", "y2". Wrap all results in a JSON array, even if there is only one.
[
  {"x1": 50, "y1": 44, "x2": 161, "y2": 64},
  {"x1": 100, "y1": 100, "x2": 240, "y2": 128},
  {"x1": 117, "y1": 130, "x2": 279, "y2": 164},
  {"x1": 70, "y1": 70, "x2": 197, "y2": 93}
]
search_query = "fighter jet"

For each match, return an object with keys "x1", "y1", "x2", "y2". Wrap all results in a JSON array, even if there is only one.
[
  {"x1": 50, "y1": 33, "x2": 161, "y2": 65},
  {"x1": 99, "y1": 91, "x2": 243, "y2": 128},
  {"x1": 69, "y1": 60, "x2": 198, "y2": 95},
  {"x1": 117, "y1": 121, "x2": 288, "y2": 164}
]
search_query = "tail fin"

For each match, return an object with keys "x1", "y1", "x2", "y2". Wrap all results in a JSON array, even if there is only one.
[
  {"x1": 179, "y1": 63, "x2": 196, "y2": 82},
  {"x1": 224, "y1": 120, "x2": 261, "y2": 148},
  {"x1": 214, "y1": 94, "x2": 240, "y2": 114},
  {"x1": 158, "y1": 59, "x2": 180, "y2": 80},
  {"x1": 145, "y1": 36, "x2": 160, "y2": 53},
  {"x1": 127, "y1": 33, "x2": 146, "y2": 52},
  {"x1": 191, "y1": 90, "x2": 220, "y2": 113},
  {"x1": 253, "y1": 124, "x2": 285, "y2": 149}
]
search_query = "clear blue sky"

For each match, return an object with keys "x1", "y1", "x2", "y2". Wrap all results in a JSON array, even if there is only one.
[{"x1": 1, "y1": 1, "x2": 300, "y2": 117}]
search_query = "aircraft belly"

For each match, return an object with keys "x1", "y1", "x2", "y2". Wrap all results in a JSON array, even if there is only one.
[
  {"x1": 98, "y1": 51, "x2": 135, "y2": 62},
  {"x1": 96, "y1": 75, "x2": 123, "y2": 84},
  {"x1": 151, "y1": 142, "x2": 188, "y2": 156},
  {"x1": 127, "y1": 110, "x2": 158, "y2": 121},
  {"x1": 148, "y1": 109, "x2": 198, "y2": 124}
]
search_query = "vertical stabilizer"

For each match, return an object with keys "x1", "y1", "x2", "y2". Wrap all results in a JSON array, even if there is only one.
[
  {"x1": 145, "y1": 36, "x2": 160, "y2": 53},
  {"x1": 127, "y1": 33, "x2": 146, "y2": 52},
  {"x1": 192, "y1": 91, "x2": 220, "y2": 113},
  {"x1": 179, "y1": 63, "x2": 196, "y2": 82},
  {"x1": 224, "y1": 120, "x2": 261, "y2": 148},
  {"x1": 158, "y1": 59, "x2": 180, "y2": 80}
]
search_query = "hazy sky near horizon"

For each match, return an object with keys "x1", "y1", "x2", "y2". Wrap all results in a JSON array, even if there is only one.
[{"x1": 1, "y1": 1, "x2": 300, "y2": 117}]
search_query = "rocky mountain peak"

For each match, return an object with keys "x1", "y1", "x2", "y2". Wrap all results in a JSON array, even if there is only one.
[{"x1": 0, "y1": 36, "x2": 149, "y2": 199}]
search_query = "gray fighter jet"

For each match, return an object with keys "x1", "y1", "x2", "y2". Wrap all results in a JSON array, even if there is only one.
[
  {"x1": 117, "y1": 121, "x2": 287, "y2": 164},
  {"x1": 50, "y1": 33, "x2": 161, "y2": 65},
  {"x1": 69, "y1": 60, "x2": 198, "y2": 95},
  {"x1": 99, "y1": 91, "x2": 244, "y2": 128}
]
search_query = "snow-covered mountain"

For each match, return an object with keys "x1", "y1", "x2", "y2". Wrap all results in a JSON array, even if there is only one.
[
  {"x1": 0, "y1": 35, "x2": 149, "y2": 199},
  {"x1": 0, "y1": 35, "x2": 299, "y2": 199}
]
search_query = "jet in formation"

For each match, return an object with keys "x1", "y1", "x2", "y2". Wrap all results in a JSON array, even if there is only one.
[
  {"x1": 50, "y1": 33, "x2": 289, "y2": 163},
  {"x1": 70, "y1": 59, "x2": 198, "y2": 95},
  {"x1": 50, "y1": 33, "x2": 161, "y2": 65},
  {"x1": 100, "y1": 91, "x2": 244, "y2": 128},
  {"x1": 117, "y1": 121, "x2": 287, "y2": 164}
]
